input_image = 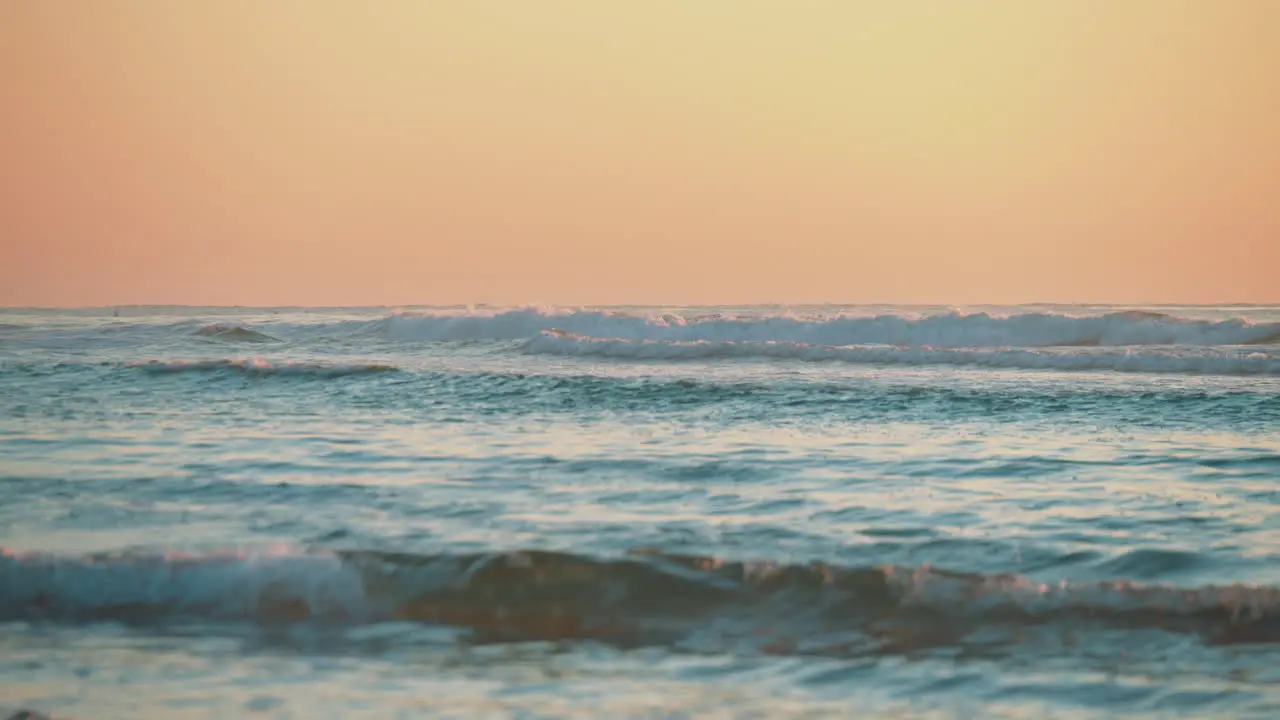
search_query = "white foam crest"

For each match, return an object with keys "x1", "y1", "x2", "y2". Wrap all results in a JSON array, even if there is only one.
[
  {"x1": 0, "y1": 548, "x2": 374, "y2": 621},
  {"x1": 525, "y1": 332, "x2": 1280, "y2": 376},
  {"x1": 378, "y1": 309, "x2": 1280, "y2": 348}
]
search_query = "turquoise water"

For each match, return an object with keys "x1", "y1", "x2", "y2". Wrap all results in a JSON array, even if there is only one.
[{"x1": 2, "y1": 305, "x2": 1279, "y2": 718}]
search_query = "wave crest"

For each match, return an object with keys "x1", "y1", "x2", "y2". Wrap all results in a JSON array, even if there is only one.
[
  {"x1": 128, "y1": 359, "x2": 398, "y2": 378},
  {"x1": 375, "y1": 309, "x2": 1280, "y2": 348},
  {"x1": 194, "y1": 324, "x2": 278, "y2": 343},
  {"x1": 2, "y1": 548, "x2": 1276, "y2": 653},
  {"x1": 525, "y1": 332, "x2": 1280, "y2": 376}
]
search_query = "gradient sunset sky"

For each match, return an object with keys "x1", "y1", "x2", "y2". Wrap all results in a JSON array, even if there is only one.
[{"x1": 3, "y1": 1, "x2": 1277, "y2": 307}]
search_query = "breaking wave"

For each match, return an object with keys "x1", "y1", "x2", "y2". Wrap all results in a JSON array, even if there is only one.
[
  {"x1": 194, "y1": 324, "x2": 279, "y2": 343},
  {"x1": 2, "y1": 548, "x2": 1277, "y2": 654},
  {"x1": 128, "y1": 359, "x2": 398, "y2": 378},
  {"x1": 376, "y1": 309, "x2": 1280, "y2": 348},
  {"x1": 526, "y1": 332, "x2": 1280, "y2": 377}
]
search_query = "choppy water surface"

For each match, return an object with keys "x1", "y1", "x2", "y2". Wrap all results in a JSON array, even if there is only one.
[{"x1": 1, "y1": 305, "x2": 1278, "y2": 718}]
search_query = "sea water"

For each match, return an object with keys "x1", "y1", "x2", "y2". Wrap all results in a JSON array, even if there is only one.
[{"x1": 1, "y1": 305, "x2": 1278, "y2": 718}]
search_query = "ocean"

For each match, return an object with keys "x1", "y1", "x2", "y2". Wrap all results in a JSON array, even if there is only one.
[{"x1": 1, "y1": 304, "x2": 1278, "y2": 718}]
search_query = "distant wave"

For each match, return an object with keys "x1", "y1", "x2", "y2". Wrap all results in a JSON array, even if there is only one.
[
  {"x1": 129, "y1": 359, "x2": 397, "y2": 378},
  {"x1": 1, "y1": 548, "x2": 1276, "y2": 653},
  {"x1": 194, "y1": 324, "x2": 279, "y2": 343},
  {"x1": 525, "y1": 332, "x2": 1280, "y2": 376},
  {"x1": 375, "y1": 309, "x2": 1280, "y2": 348}
]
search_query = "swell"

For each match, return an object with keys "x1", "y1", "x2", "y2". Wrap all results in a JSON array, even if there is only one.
[
  {"x1": 374, "y1": 309, "x2": 1280, "y2": 348},
  {"x1": 127, "y1": 359, "x2": 398, "y2": 378},
  {"x1": 9, "y1": 310, "x2": 1280, "y2": 354},
  {"x1": 2, "y1": 548, "x2": 1277, "y2": 654},
  {"x1": 6, "y1": 362, "x2": 1278, "y2": 428},
  {"x1": 525, "y1": 332, "x2": 1280, "y2": 377},
  {"x1": 194, "y1": 324, "x2": 279, "y2": 343}
]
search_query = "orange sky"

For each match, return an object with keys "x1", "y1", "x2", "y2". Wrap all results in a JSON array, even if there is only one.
[{"x1": 2, "y1": 1, "x2": 1277, "y2": 307}]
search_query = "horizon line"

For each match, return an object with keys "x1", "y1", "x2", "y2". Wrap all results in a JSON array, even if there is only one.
[{"x1": 4, "y1": 301, "x2": 1279, "y2": 311}]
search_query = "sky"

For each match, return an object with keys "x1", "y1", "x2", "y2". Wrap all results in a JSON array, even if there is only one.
[{"x1": 2, "y1": 1, "x2": 1278, "y2": 307}]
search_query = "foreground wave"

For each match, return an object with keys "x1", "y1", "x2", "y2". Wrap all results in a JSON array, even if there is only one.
[{"x1": 3, "y1": 548, "x2": 1277, "y2": 655}]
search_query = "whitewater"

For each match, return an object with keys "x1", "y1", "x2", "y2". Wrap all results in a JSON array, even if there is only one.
[{"x1": 2, "y1": 305, "x2": 1278, "y2": 718}]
